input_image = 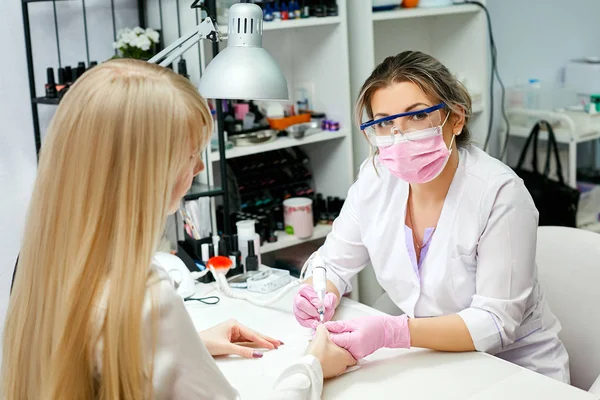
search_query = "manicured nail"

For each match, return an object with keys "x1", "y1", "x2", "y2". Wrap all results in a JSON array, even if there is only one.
[
  {"x1": 252, "y1": 351, "x2": 263, "y2": 358},
  {"x1": 279, "y1": 341, "x2": 284, "y2": 345}
]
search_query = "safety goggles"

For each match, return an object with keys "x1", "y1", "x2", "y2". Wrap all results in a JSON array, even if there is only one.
[{"x1": 360, "y1": 103, "x2": 447, "y2": 148}]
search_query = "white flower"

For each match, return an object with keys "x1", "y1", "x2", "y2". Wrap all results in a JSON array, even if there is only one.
[
  {"x1": 113, "y1": 38, "x2": 126, "y2": 49},
  {"x1": 145, "y1": 28, "x2": 160, "y2": 44},
  {"x1": 132, "y1": 26, "x2": 145, "y2": 35},
  {"x1": 121, "y1": 31, "x2": 136, "y2": 45},
  {"x1": 117, "y1": 28, "x2": 131, "y2": 38},
  {"x1": 133, "y1": 35, "x2": 152, "y2": 51}
]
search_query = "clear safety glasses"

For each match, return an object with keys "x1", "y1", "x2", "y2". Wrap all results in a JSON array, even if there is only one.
[{"x1": 360, "y1": 103, "x2": 447, "y2": 148}]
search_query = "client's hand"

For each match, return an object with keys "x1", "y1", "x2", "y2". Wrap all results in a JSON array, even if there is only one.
[
  {"x1": 199, "y1": 319, "x2": 283, "y2": 359},
  {"x1": 293, "y1": 284, "x2": 338, "y2": 329},
  {"x1": 306, "y1": 325, "x2": 356, "y2": 378},
  {"x1": 325, "y1": 314, "x2": 410, "y2": 360}
]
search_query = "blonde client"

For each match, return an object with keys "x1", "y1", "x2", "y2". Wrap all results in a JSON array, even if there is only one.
[{"x1": 2, "y1": 59, "x2": 355, "y2": 399}]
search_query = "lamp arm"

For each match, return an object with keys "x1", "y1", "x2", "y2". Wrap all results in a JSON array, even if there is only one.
[{"x1": 148, "y1": 17, "x2": 223, "y2": 67}]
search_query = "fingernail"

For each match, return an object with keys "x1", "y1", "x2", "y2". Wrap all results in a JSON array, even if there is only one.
[
  {"x1": 252, "y1": 351, "x2": 263, "y2": 358},
  {"x1": 279, "y1": 341, "x2": 284, "y2": 345}
]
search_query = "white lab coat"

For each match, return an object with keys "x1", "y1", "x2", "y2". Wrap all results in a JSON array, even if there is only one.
[
  {"x1": 93, "y1": 265, "x2": 323, "y2": 399},
  {"x1": 308, "y1": 145, "x2": 570, "y2": 383}
]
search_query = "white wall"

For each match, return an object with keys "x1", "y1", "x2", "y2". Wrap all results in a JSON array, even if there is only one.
[
  {"x1": 0, "y1": 0, "x2": 136, "y2": 358},
  {"x1": 0, "y1": 0, "x2": 38, "y2": 357},
  {"x1": 487, "y1": 0, "x2": 600, "y2": 155}
]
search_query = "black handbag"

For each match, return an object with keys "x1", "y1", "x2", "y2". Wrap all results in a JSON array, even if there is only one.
[{"x1": 513, "y1": 120, "x2": 580, "y2": 227}]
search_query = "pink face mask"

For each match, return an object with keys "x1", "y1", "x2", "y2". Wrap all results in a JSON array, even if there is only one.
[{"x1": 378, "y1": 126, "x2": 455, "y2": 184}]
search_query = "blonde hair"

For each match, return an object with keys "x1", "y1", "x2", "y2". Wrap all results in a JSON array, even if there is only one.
[
  {"x1": 356, "y1": 51, "x2": 472, "y2": 160},
  {"x1": 2, "y1": 59, "x2": 212, "y2": 399}
]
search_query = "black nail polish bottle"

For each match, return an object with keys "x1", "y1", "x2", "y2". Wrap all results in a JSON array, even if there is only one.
[
  {"x1": 45, "y1": 67, "x2": 57, "y2": 98},
  {"x1": 245, "y1": 240, "x2": 259, "y2": 271}
]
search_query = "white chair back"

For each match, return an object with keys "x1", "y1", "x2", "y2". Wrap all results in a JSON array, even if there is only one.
[{"x1": 536, "y1": 226, "x2": 600, "y2": 391}]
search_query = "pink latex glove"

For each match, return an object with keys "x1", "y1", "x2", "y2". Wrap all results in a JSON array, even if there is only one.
[
  {"x1": 293, "y1": 284, "x2": 338, "y2": 329},
  {"x1": 325, "y1": 314, "x2": 411, "y2": 360}
]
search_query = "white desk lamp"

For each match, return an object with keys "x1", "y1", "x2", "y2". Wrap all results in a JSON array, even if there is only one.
[
  {"x1": 148, "y1": 2, "x2": 289, "y2": 101},
  {"x1": 149, "y1": 1, "x2": 288, "y2": 235}
]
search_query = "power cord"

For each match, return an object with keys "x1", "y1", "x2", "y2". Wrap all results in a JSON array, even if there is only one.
[
  {"x1": 465, "y1": 1, "x2": 510, "y2": 159},
  {"x1": 210, "y1": 266, "x2": 302, "y2": 307}
]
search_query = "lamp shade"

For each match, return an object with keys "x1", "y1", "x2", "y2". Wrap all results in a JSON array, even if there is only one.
[{"x1": 198, "y1": 3, "x2": 289, "y2": 101}]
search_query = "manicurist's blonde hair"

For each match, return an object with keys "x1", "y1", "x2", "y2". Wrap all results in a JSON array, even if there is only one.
[{"x1": 2, "y1": 59, "x2": 212, "y2": 399}]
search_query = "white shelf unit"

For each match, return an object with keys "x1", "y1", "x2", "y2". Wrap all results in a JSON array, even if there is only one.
[
  {"x1": 347, "y1": 2, "x2": 490, "y2": 169},
  {"x1": 261, "y1": 224, "x2": 332, "y2": 254},
  {"x1": 210, "y1": 128, "x2": 349, "y2": 161},
  {"x1": 188, "y1": 2, "x2": 354, "y2": 255},
  {"x1": 219, "y1": 15, "x2": 342, "y2": 34},
  {"x1": 371, "y1": 3, "x2": 481, "y2": 20},
  {"x1": 504, "y1": 108, "x2": 600, "y2": 188}
]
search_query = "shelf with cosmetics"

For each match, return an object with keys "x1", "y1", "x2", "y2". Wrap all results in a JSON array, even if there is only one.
[
  {"x1": 23, "y1": 0, "x2": 232, "y2": 205},
  {"x1": 21, "y1": 0, "x2": 147, "y2": 159},
  {"x1": 173, "y1": 0, "x2": 354, "y2": 255},
  {"x1": 347, "y1": 1, "x2": 491, "y2": 169},
  {"x1": 210, "y1": 128, "x2": 349, "y2": 161},
  {"x1": 207, "y1": 146, "x2": 346, "y2": 255},
  {"x1": 218, "y1": 15, "x2": 342, "y2": 35}
]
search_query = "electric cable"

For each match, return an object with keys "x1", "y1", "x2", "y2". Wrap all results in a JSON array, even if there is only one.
[{"x1": 465, "y1": 1, "x2": 510, "y2": 158}]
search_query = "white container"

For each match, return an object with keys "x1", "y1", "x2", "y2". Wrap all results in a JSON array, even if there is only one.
[
  {"x1": 418, "y1": 0, "x2": 453, "y2": 7},
  {"x1": 236, "y1": 220, "x2": 261, "y2": 271},
  {"x1": 283, "y1": 197, "x2": 314, "y2": 239},
  {"x1": 565, "y1": 59, "x2": 600, "y2": 96},
  {"x1": 526, "y1": 79, "x2": 541, "y2": 110}
]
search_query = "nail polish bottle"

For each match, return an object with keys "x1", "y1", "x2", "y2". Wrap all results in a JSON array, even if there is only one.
[
  {"x1": 245, "y1": 240, "x2": 259, "y2": 271},
  {"x1": 301, "y1": 0, "x2": 310, "y2": 18},
  {"x1": 267, "y1": 214, "x2": 278, "y2": 242},
  {"x1": 318, "y1": 194, "x2": 328, "y2": 224},
  {"x1": 263, "y1": 2, "x2": 274, "y2": 21},
  {"x1": 230, "y1": 234, "x2": 243, "y2": 272},
  {"x1": 289, "y1": 0, "x2": 298, "y2": 19},
  {"x1": 326, "y1": 0, "x2": 338, "y2": 16},
  {"x1": 326, "y1": 196, "x2": 334, "y2": 222},
  {"x1": 77, "y1": 61, "x2": 86, "y2": 78},
  {"x1": 273, "y1": 206, "x2": 284, "y2": 230},
  {"x1": 281, "y1": 2, "x2": 289, "y2": 20},
  {"x1": 64, "y1": 66, "x2": 73, "y2": 84},
  {"x1": 71, "y1": 68, "x2": 79, "y2": 83},
  {"x1": 45, "y1": 67, "x2": 57, "y2": 99},
  {"x1": 56, "y1": 67, "x2": 67, "y2": 93},
  {"x1": 219, "y1": 234, "x2": 230, "y2": 256},
  {"x1": 314, "y1": 2, "x2": 326, "y2": 17},
  {"x1": 333, "y1": 196, "x2": 342, "y2": 218},
  {"x1": 294, "y1": 0, "x2": 302, "y2": 18},
  {"x1": 273, "y1": 1, "x2": 281, "y2": 20}
]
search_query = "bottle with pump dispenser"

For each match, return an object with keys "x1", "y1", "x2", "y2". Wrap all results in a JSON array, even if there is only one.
[{"x1": 236, "y1": 220, "x2": 261, "y2": 271}]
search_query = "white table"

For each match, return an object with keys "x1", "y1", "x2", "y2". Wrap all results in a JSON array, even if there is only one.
[{"x1": 185, "y1": 283, "x2": 595, "y2": 400}]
